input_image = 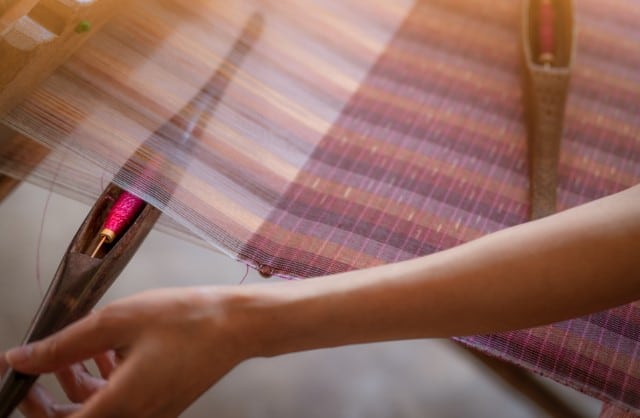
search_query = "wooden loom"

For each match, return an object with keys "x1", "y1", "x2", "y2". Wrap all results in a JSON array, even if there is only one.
[{"x1": 0, "y1": 0, "x2": 587, "y2": 416}]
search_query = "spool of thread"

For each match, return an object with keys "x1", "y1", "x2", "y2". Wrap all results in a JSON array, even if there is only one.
[
  {"x1": 538, "y1": 0, "x2": 555, "y2": 65},
  {"x1": 91, "y1": 191, "x2": 145, "y2": 257},
  {"x1": 99, "y1": 191, "x2": 145, "y2": 242}
]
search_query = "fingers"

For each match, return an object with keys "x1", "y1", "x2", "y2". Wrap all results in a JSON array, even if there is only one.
[
  {"x1": 73, "y1": 344, "x2": 188, "y2": 418},
  {"x1": 19, "y1": 384, "x2": 75, "y2": 418},
  {"x1": 94, "y1": 352, "x2": 117, "y2": 380},
  {"x1": 46, "y1": 403, "x2": 81, "y2": 417},
  {"x1": 55, "y1": 364, "x2": 106, "y2": 403},
  {"x1": 19, "y1": 383, "x2": 55, "y2": 418},
  {"x1": 72, "y1": 350, "x2": 149, "y2": 418},
  {"x1": 3, "y1": 353, "x2": 106, "y2": 417},
  {"x1": 5, "y1": 309, "x2": 130, "y2": 374},
  {"x1": 2, "y1": 357, "x2": 73, "y2": 418}
]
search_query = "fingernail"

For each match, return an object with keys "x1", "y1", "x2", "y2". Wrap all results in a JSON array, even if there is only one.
[{"x1": 5, "y1": 345, "x2": 33, "y2": 365}]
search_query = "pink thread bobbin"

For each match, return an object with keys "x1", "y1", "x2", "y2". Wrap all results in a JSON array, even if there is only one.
[
  {"x1": 90, "y1": 156, "x2": 165, "y2": 258},
  {"x1": 91, "y1": 191, "x2": 145, "y2": 257},
  {"x1": 100, "y1": 191, "x2": 145, "y2": 242},
  {"x1": 538, "y1": 0, "x2": 555, "y2": 65}
]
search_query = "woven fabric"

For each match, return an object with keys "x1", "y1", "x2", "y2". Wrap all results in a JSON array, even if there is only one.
[
  {"x1": 239, "y1": 0, "x2": 640, "y2": 411},
  {"x1": 2, "y1": 0, "x2": 638, "y2": 411},
  {"x1": 601, "y1": 402, "x2": 640, "y2": 418}
]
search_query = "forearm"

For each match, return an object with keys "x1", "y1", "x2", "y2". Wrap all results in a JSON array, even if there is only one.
[{"x1": 227, "y1": 185, "x2": 640, "y2": 358}]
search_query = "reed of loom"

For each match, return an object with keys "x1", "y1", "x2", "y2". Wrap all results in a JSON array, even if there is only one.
[
  {"x1": 0, "y1": 13, "x2": 263, "y2": 416},
  {"x1": 521, "y1": 0, "x2": 575, "y2": 219}
]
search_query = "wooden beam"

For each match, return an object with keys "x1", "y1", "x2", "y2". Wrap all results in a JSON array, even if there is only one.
[
  {"x1": 0, "y1": 127, "x2": 50, "y2": 202},
  {"x1": 0, "y1": 0, "x2": 129, "y2": 117}
]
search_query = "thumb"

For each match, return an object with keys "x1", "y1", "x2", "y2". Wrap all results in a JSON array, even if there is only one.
[{"x1": 5, "y1": 311, "x2": 128, "y2": 374}]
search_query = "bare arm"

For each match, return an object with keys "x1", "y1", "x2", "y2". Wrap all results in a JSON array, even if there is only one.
[
  {"x1": 237, "y1": 184, "x2": 640, "y2": 355},
  {"x1": 4, "y1": 185, "x2": 639, "y2": 418}
]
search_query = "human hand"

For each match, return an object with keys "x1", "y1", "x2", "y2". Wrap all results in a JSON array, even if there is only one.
[
  {"x1": 0, "y1": 350, "x2": 117, "y2": 417},
  {"x1": 2, "y1": 287, "x2": 253, "y2": 418}
]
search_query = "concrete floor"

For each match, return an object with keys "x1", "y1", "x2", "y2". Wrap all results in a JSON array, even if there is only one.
[{"x1": 0, "y1": 183, "x2": 601, "y2": 417}]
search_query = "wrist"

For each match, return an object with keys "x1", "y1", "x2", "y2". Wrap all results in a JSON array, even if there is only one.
[
  {"x1": 199, "y1": 281, "x2": 332, "y2": 359},
  {"x1": 215, "y1": 271, "x2": 397, "y2": 359},
  {"x1": 217, "y1": 283, "x2": 299, "y2": 359},
  {"x1": 194, "y1": 283, "x2": 310, "y2": 360},
  {"x1": 196, "y1": 259, "x2": 437, "y2": 361}
]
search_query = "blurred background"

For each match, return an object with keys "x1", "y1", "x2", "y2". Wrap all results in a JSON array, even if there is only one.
[{"x1": 1, "y1": 183, "x2": 602, "y2": 417}]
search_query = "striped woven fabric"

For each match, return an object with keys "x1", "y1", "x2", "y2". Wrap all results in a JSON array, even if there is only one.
[
  {"x1": 238, "y1": 0, "x2": 640, "y2": 412},
  {"x1": 601, "y1": 402, "x2": 640, "y2": 418}
]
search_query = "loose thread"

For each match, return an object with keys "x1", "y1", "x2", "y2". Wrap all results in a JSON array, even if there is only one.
[
  {"x1": 35, "y1": 188, "x2": 51, "y2": 296},
  {"x1": 238, "y1": 264, "x2": 249, "y2": 285},
  {"x1": 35, "y1": 149, "x2": 71, "y2": 296}
]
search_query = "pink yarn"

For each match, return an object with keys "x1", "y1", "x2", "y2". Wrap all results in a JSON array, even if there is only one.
[
  {"x1": 539, "y1": 0, "x2": 555, "y2": 57},
  {"x1": 103, "y1": 191, "x2": 145, "y2": 238}
]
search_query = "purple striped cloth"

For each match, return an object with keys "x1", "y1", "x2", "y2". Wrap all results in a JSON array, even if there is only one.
[{"x1": 239, "y1": 0, "x2": 640, "y2": 412}]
